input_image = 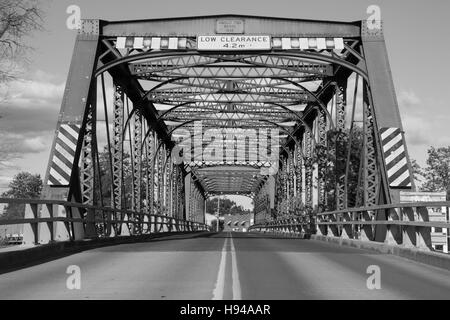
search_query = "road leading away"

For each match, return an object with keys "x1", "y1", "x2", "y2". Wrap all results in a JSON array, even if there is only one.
[{"x1": 0, "y1": 232, "x2": 449, "y2": 299}]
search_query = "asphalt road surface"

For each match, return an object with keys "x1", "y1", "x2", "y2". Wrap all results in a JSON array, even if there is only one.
[{"x1": 0, "y1": 232, "x2": 449, "y2": 299}]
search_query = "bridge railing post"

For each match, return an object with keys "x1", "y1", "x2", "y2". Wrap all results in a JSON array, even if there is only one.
[
  {"x1": 69, "y1": 205, "x2": 85, "y2": 240},
  {"x1": 120, "y1": 212, "x2": 130, "y2": 236},
  {"x1": 316, "y1": 213, "x2": 327, "y2": 236},
  {"x1": 83, "y1": 207, "x2": 96, "y2": 238},
  {"x1": 384, "y1": 208, "x2": 402, "y2": 246},
  {"x1": 327, "y1": 213, "x2": 339, "y2": 237},
  {"x1": 23, "y1": 203, "x2": 39, "y2": 245},
  {"x1": 149, "y1": 215, "x2": 154, "y2": 233},
  {"x1": 401, "y1": 206, "x2": 416, "y2": 248},
  {"x1": 341, "y1": 211, "x2": 353, "y2": 239},
  {"x1": 39, "y1": 203, "x2": 53, "y2": 244},
  {"x1": 154, "y1": 216, "x2": 159, "y2": 233},
  {"x1": 54, "y1": 204, "x2": 71, "y2": 242},
  {"x1": 415, "y1": 206, "x2": 432, "y2": 251},
  {"x1": 142, "y1": 214, "x2": 148, "y2": 234},
  {"x1": 104, "y1": 208, "x2": 113, "y2": 237},
  {"x1": 360, "y1": 209, "x2": 374, "y2": 242}
]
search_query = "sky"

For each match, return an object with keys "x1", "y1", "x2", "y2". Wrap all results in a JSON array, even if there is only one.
[{"x1": 0, "y1": 0, "x2": 449, "y2": 209}]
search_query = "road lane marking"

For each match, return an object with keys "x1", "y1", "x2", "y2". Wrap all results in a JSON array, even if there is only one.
[
  {"x1": 212, "y1": 236, "x2": 228, "y2": 300},
  {"x1": 230, "y1": 233, "x2": 242, "y2": 300}
]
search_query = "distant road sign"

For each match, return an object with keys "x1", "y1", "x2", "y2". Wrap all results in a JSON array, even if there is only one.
[
  {"x1": 215, "y1": 19, "x2": 245, "y2": 34},
  {"x1": 197, "y1": 35, "x2": 271, "y2": 51}
]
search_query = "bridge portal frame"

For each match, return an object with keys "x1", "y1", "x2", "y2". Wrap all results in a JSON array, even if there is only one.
[{"x1": 40, "y1": 14, "x2": 415, "y2": 242}]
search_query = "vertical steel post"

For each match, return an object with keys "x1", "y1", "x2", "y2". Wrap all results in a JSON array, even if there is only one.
[
  {"x1": 317, "y1": 109, "x2": 327, "y2": 211},
  {"x1": 132, "y1": 109, "x2": 142, "y2": 233},
  {"x1": 112, "y1": 83, "x2": 124, "y2": 234}
]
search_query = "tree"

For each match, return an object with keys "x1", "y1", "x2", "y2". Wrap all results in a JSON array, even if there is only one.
[
  {"x1": 206, "y1": 197, "x2": 251, "y2": 216},
  {"x1": 0, "y1": 0, "x2": 44, "y2": 83},
  {"x1": 96, "y1": 146, "x2": 134, "y2": 208},
  {"x1": 420, "y1": 146, "x2": 450, "y2": 199},
  {"x1": 410, "y1": 158, "x2": 423, "y2": 185},
  {"x1": 315, "y1": 126, "x2": 364, "y2": 210},
  {"x1": 1, "y1": 171, "x2": 43, "y2": 219},
  {"x1": 210, "y1": 218, "x2": 224, "y2": 232}
]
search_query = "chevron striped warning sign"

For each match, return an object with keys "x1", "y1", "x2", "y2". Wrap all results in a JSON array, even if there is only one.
[
  {"x1": 48, "y1": 123, "x2": 80, "y2": 186},
  {"x1": 379, "y1": 127, "x2": 412, "y2": 188}
]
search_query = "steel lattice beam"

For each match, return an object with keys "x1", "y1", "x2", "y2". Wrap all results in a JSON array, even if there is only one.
[
  {"x1": 112, "y1": 84, "x2": 124, "y2": 213},
  {"x1": 80, "y1": 104, "x2": 95, "y2": 206}
]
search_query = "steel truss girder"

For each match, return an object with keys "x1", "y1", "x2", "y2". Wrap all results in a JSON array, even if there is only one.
[
  {"x1": 295, "y1": 143, "x2": 303, "y2": 197},
  {"x1": 165, "y1": 106, "x2": 293, "y2": 117},
  {"x1": 168, "y1": 119, "x2": 295, "y2": 129},
  {"x1": 362, "y1": 88, "x2": 379, "y2": 207},
  {"x1": 304, "y1": 132, "x2": 314, "y2": 209},
  {"x1": 164, "y1": 113, "x2": 296, "y2": 123},
  {"x1": 80, "y1": 103, "x2": 95, "y2": 206},
  {"x1": 316, "y1": 109, "x2": 327, "y2": 210},
  {"x1": 130, "y1": 54, "x2": 333, "y2": 78},
  {"x1": 165, "y1": 152, "x2": 171, "y2": 216},
  {"x1": 149, "y1": 92, "x2": 311, "y2": 105},
  {"x1": 112, "y1": 84, "x2": 124, "y2": 211},
  {"x1": 95, "y1": 51, "x2": 368, "y2": 83},
  {"x1": 137, "y1": 68, "x2": 321, "y2": 79},
  {"x1": 131, "y1": 53, "x2": 334, "y2": 74},
  {"x1": 158, "y1": 102, "x2": 305, "y2": 123},
  {"x1": 287, "y1": 150, "x2": 296, "y2": 215},
  {"x1": 132, "y1": 109, "x2": 142, "y2": 232},
  {"x1": 176, "y1": 165, "x2": 184, "y2": 219},
  {"x1": 145, "y1": 131, "x2": 155, "y2": 215},
  {"x1": 148, "y1": 87, "x2": 313, "y2": 102},
  {"x1": 148, "y1": 77, "x2": 319, "y2": 94},
  {"x1": 335, "y1": 84, "x2": 347, "y2": 210},
  {"x1": 157, "y1": 141, "x2": 164, "y2": 215}
]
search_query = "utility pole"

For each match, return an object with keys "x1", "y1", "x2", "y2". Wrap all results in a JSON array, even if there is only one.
[{"x1": 216, "y1": 196, "x2": 220, "y2": 232}]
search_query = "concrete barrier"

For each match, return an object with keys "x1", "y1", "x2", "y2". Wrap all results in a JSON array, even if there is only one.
[
  {"x1": 248, "y1": 231, "x2": 450, "y2": 270},
  {"x1": 311, "y1": 234, "x2": 450, "y2": 271}
]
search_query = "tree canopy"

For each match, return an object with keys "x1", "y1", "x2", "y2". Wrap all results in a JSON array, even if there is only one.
[
  {"x1": 1, "y1": 171, "x2": 43, "y2": 219},
  {"x1": 206, "y1": 197, "x2": 252, "y2": 216},
  {"x1": 0, "y1": 0, "x2": 44, "y2": 83},
  {"x1": 416, "y1": 146, "x2": 450, "y2": 199}
]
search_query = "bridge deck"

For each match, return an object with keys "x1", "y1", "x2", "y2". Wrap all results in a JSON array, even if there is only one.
[{"x1": 0, "y1": 232, "x2": 449, "y2": 299}]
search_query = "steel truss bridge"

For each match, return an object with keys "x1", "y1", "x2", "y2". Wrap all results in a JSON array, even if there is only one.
[{"x1": 1, "y1": 15, "x2": 450, "y2": 300}]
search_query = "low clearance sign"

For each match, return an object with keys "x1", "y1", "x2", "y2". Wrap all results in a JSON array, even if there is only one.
[{"x1": 197, "y1": 35, "x2": 271, "y2": 51}]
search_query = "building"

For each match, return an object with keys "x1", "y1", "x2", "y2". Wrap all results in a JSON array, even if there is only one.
[
  {"x1": 223, "y1": 213, "x2": 254, "y2": 232},
  {"x1": 400, "y1": 191, "x2": 448, "y2": 253}
]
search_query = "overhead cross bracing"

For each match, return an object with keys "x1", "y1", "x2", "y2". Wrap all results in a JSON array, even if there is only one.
[
  {"x1": 94, "y1": 27, "x2": 358, "y2": 197},
  {"x1": 191, "y1": 166, "x2": 265, "y2": 196}
]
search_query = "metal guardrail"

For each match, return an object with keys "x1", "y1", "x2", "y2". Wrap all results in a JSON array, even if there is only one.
[
  {"x1": 249, "y1": 201, "x2": 450, "y2": 252},
  {"x1": 0, "y1": 198, "x2": 210, "y2": 245}
]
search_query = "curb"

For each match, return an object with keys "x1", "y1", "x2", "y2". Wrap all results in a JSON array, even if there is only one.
[
  {"x1": 311, "y1": 234, "x2": 450, "y2": 271},
  {"x1": 0, "y1": 231, "x2": 210, "y2": 274}
]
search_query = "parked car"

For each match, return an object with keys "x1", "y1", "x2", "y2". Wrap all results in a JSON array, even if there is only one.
[{"x1": 7, "y1": 234, "x2": 23, "y2": 245}]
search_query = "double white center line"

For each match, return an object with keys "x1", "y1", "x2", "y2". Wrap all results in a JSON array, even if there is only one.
[
  {"x1": 230, "y1": 233, "x2": 242, "y2": 300},
  {"x1": 212, "y1": 236, "x2": 228, "y2": 299},
  {"x1": 212, "y1": 232, "x2": 241, "y2": 300}
]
